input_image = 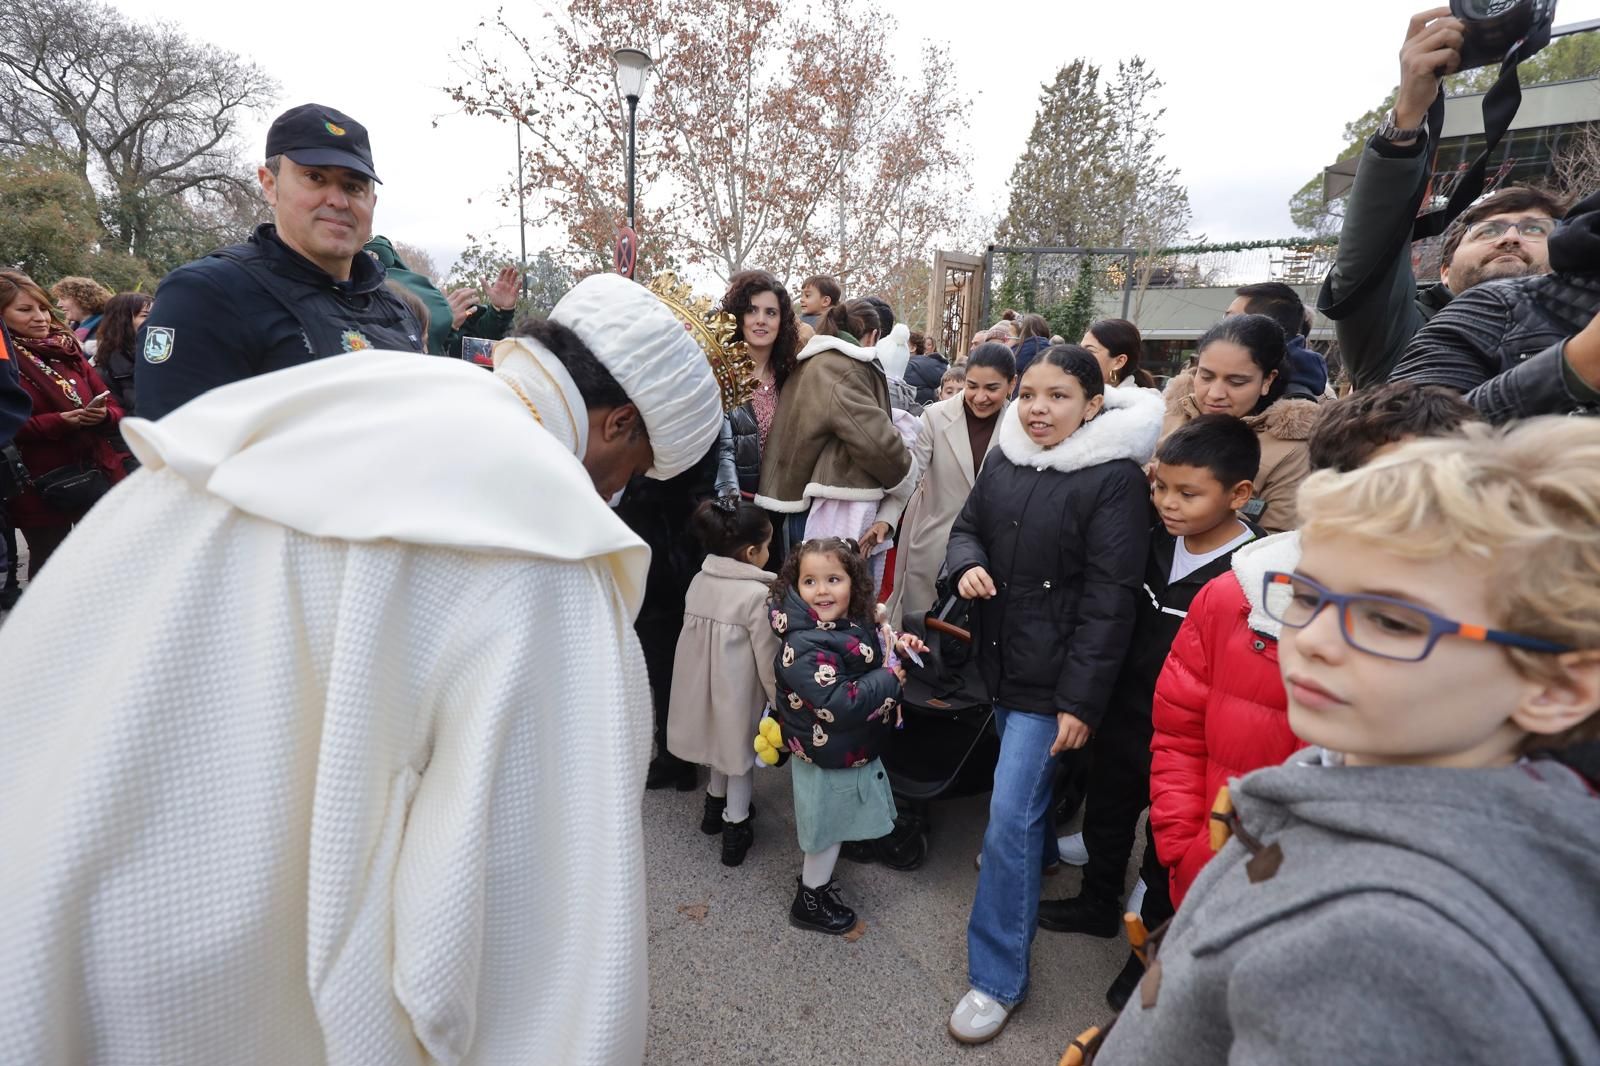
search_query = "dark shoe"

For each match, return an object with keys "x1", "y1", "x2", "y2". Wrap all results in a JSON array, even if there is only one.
[
  {"x1": 646, "y1": 754, "x2": 697, "y2": 792},
  {"x1": 699, "y1": 793, "x2": 727, "y2": 834},
  {"x1": 720, "y1": 818, "x2": 754, "y2": 866},
  {"x1": 1105, "y1": 952, "x2": 1146, "y2": 1011},
  {"x1": 789, "y1": 878, "x2": 858, "y2": 935},
  {"x1": 0, "y1": 585, "x2": 18, "y2": 611},
  {"x1": 1036, "y1": 895, "x2": 1121, "y2": 938}
]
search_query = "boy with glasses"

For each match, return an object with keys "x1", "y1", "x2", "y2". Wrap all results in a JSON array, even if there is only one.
[
  {"x1": 1147, "y1": 384, "x2": 1478, "y2": 913},
  {"x1": 1089, "y1": 416, "x2": 1600, "y2": 1066}
]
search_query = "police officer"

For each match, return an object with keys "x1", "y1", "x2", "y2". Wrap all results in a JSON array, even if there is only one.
[{"x1": 136, "y1": 103, "x2": 423, "y2": 420}]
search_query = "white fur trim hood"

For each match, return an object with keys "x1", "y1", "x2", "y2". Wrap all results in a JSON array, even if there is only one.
[
  {"x1": 796, "y1": 333, "x2": 880, "y2": 364},
  {"x1": 1232, "y1": 530, "x2": 1302, "y2": 639},
  {"x1": 997, "y1": 382, "x2": 1163, "y2": 474}
]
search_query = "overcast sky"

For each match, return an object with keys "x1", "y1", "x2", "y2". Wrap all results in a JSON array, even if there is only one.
[{"x1": 116, "y1": 0, "x2": 1600, "y2": 286}]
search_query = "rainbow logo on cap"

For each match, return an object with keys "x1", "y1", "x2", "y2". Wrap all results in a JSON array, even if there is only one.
[{"x1": 325, "y1": 121, "x2": 346, "y2": 136}]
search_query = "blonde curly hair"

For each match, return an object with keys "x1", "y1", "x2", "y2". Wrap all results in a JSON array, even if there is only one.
[
  {"x1": 1296, "y1": 417, "x2": 1600, "y2": 749},
  {"x1": 49, "y1": 276, "x2": 113, "y2": 317}
]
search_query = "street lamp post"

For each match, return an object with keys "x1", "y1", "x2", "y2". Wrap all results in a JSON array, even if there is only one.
[
  {"x1": 611, "y1": 47, "x2": 654, "y2": 230},
  {"x1": 484, "y1": 107, "x2": 528, "y2": 303}
]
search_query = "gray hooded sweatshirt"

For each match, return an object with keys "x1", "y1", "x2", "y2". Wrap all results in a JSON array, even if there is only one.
[{"x1": 1095, "y1": 747, "x2": 1600, "y2": 1065}]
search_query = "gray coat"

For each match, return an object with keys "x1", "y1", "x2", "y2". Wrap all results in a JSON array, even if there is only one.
[
  {"x1": 1095, "y1": 748, "x2": 1600, "y2": 1066},
  {"x1": 1316, "y1": 136, "x2": 1453, "y2": 389}
]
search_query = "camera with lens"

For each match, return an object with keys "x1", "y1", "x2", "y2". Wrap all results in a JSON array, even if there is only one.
[{"x1": 1450, "y1": 0, "x2": 1557, "y2": 71}]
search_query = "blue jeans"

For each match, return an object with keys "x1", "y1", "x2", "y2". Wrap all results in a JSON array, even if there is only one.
[{"x1": 968, "y1": 707, "x2": 1061, "y2": 1005}]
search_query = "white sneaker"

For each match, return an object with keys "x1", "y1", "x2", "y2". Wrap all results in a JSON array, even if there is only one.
[
  {"x1": 1127, "y1": 876, "x2": 1147, "y2": 916},
  {"x1": 1057, "y1": 832, "x2": 1089, "y2": 866},
  {"x1": 948, "y1": 988, "x2": 1015, "y2": 1044}
]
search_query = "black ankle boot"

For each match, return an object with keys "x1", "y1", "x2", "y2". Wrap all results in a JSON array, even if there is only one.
[
  {"x1": 1036, "y1": 894, "x2": 1122, "y2": 937},
  {"x1": 720, "y1": 818, "x2": 754, "y2": 866},
  {"x1": 789, "y1": 878, "x2": 857, "y2": 935},
  {"x1": 646, "y1": 753, "x2": 697, "y2": 792},
  {"x1": 1105, "y1": 951, "x2": 1146, "y2": 1010},
  {"x1": 699, "y1": 793, "x2": 727, "y2": 834}
]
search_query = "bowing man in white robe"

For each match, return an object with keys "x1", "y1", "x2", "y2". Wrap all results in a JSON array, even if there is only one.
[{"x1": 0, "y1": 274, "x2": 723, "y2": 1066}]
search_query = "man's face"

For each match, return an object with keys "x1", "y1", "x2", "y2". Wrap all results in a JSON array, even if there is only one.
[
  {"x1": 583, "y1": 403, "x2": 655, "y2": 499},
  {"x1": 258, "y1": 159, "x2": 376, "y2": 280},
  {"x1": 1442, "y1": 212, "x2": 1555, "y2": 294}
]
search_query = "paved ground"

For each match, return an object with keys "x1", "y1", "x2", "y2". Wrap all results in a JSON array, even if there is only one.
[{"x1": 642, "y1": 766, "x2": 1131, "y2": 1066}]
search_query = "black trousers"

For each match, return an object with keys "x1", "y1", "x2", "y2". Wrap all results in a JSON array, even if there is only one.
[
  {"x1": 1080, "y1": 707, "x2": 1157, "y2": 905},
  {"x1": 636, "y1": 608, "x2": 683, "y2": 758}
]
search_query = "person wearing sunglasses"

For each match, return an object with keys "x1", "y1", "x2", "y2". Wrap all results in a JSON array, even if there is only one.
[{"x1": 1092, "y1": 416, "x2": 1600, "y2": 1066}]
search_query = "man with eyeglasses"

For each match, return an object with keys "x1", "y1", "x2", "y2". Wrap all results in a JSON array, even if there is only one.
[
  {"x1": 1316, "y1": 8, "x2": 1567, "y2": 391},
  {"x1": 1393, "y1": 187, "x2": 1600, "y2": 422}
]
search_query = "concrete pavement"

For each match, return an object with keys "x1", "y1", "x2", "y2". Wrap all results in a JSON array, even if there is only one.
[{"x1": 642, "y1": 765, "x2": 1132, "y2": 1065}]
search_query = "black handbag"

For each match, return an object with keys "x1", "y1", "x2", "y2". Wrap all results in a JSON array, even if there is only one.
[{"x1": 32, "y1": 462, "x2": 110, "y2": 513}]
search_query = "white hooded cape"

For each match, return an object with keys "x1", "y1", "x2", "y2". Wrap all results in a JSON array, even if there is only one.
[{"x1": 0, "y1": 351, "x2": 653, "y2": 1065}]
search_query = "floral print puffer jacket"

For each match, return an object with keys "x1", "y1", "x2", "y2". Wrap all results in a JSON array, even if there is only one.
[{"x1": 769, "y1": 589, "x2": 902, "y2": 770}]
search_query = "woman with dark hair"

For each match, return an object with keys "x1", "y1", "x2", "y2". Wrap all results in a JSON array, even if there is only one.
[
  {"x1": 757, "y1": 298, "x2": 911, "y2": 556},
  {"x1": 721, "y1": 270, "x2": 801, "y2": 494},
  {"x1": 877, "y1": 341, "x2": 1016, "y2": 627},
  {"x1": 1160, "y1": 314, "x2": 1317, "y2": 533},
  {"x1": 94, "y1": 292, "x2": 154, "y2": 417},
  {"x1": 1, "y1": 271, "x2": 127, "y2": 577},
  {"x1": 1010, "y1": 313, "x2": 1052, "y2": 385},
  {"x1": 1081, "y1": 318, "x2": 1156, "y2": 389}
]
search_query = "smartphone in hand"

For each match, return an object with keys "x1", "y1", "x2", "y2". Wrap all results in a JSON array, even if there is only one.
[{"x1": 87, "y1": 390, "x2": 111, "y2": 407}]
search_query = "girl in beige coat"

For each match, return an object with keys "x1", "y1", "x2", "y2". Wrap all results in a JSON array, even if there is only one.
[{"x1": 667, "y1": 500, "x2": 780, "y2": 866}]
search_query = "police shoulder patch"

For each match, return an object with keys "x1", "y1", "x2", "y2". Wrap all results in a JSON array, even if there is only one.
[{"x1": 144, "y1": 326, "x2": 175, "y2": 364}]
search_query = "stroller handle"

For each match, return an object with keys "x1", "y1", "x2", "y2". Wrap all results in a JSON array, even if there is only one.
[{"x1": 925, "y1": 617, "x2": 972, "y2": 644}]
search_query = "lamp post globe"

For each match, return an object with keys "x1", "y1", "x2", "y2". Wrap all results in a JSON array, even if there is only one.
[{"x1": 610, "y1": 47, "x2": 655, "y2": 230}]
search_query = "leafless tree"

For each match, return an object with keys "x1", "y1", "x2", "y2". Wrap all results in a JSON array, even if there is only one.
[{"x1": 0, "y1": 0, "x2": 277, "y2": 264}]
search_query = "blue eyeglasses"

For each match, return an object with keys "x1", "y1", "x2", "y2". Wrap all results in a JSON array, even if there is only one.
[{"x1": 1262, "y1": 571, "x2": 1574, "y2": 663}]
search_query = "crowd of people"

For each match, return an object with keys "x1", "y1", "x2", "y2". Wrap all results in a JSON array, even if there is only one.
[{"x1": 0, "y1": 8, "x2": 1598, "y2": 1064}]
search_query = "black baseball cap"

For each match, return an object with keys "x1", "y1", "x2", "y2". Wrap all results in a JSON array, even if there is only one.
[{"x1": 265, "y1": 103, "x2": 381, "y2": 183}]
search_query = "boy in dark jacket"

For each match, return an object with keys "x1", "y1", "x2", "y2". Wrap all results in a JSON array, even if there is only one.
[
  {"x1": 1092, "y1": 416, "x2": 1600, "y2": 1066},
  {"x1": 1037, "y1": 418, "x2": 1262, "y2": 986}
]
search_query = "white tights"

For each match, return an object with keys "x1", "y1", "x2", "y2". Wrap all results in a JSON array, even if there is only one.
[
  {"x1": 706, "y1": 770, "x2": 753, "y2": 823},
  {"x1": 801, "y1": 843, "x2": 842, "y2": 888}
]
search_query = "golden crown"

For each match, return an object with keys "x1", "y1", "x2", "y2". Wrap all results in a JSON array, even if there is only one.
[{"x1": 648, "y1": 271, "x2": 756, "y2": 413}]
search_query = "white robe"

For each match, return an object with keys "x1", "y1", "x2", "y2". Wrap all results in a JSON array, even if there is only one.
[{"x1": 0, "y1": 352, "x2": 653, "y2": 1066}]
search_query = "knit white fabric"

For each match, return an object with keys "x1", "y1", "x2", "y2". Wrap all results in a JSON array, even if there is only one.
[{"x1": 0, "y1": 355, "x2": 655, "y2": 1066}]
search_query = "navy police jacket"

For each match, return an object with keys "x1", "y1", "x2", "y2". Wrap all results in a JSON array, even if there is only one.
[{"x1": 136, "y1": 223, "x2": 422, "y2": 419}]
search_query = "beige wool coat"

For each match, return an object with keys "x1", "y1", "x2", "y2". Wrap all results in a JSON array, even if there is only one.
[
  {"x1": 666, "y1": 554, "x2": 781, "y2": 775},
  {"x1": 877, "y1": 395, "x2": 1009, "y2": 628},
  {"x1": 1161, "y1": 369, "x2": 1320, "y2": 534}
]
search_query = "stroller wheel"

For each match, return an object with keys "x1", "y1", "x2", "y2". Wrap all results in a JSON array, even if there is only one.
[
  {"x1": 877, "y1": 822, "x2": 930, "y2": 872},
  {"x1": 840, "y1": 840, "x2": 879, "y2": 865}
]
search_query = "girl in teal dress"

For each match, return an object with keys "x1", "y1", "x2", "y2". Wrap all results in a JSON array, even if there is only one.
[{"x1": 769, "y1": 537, "x2": 926, "y2": 935}]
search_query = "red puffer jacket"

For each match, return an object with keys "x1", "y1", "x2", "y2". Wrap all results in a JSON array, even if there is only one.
[{"x1": 1149, "y1": 533, "x2": 1307, "y2": 907}]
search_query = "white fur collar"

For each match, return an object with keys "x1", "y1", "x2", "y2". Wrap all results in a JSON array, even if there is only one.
[
  {"x1": 996, "y1": 383, "x2": 1163, "y2": 474},
  {"x1": 797, "y1": 333, "x2": 879, "y2": 364},
  {"x1": 1231, "y1": 530, "x2": 1302, "y2": 639}
]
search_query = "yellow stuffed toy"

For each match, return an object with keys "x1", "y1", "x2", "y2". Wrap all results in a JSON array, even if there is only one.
[{"x1": 753, "y1": 713, "x2": 784, "y2": 766}]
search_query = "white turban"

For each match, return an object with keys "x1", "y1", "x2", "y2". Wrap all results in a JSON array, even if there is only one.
[{"x1": 546, "y1": 273, "x2": 724, "y2": 480}]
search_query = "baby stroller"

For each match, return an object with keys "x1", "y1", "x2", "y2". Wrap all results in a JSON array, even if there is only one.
[{"x1": 844, "y1": 587, "x2": 999, "y2": 871}]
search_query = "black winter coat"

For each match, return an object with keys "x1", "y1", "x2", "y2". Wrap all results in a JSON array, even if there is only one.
[
  {"x1": 770, "y1": 589, "x2": 902, "y2": 769},
  {"x1": 1102, "y1": 520, "x2": 1262, "y2": 727},
  {"x1": 906, "y1": 353, "x2": 949, "y2": 406},
  {"x1": 729, "y1": 400, "x2": 762, "y2": 495},
  {"x1": 944, "y1": 387, "x2": 1163, "y2": 727}
]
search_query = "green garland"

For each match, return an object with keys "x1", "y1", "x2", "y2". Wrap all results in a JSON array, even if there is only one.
[{"x1": 1152, "y1": 237, "x2": 1337, "y2": 255}]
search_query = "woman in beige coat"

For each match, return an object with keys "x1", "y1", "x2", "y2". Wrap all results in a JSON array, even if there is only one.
[
  {"x1": 666, "y1": 500, "x2": 780, "y2": 866},
  {"x1": 1160, "y1": 315, "x2": 1320, "y2": 534},
  {"x1": 877, "y1": 342, "x2": 1017, "y2": 628}
]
